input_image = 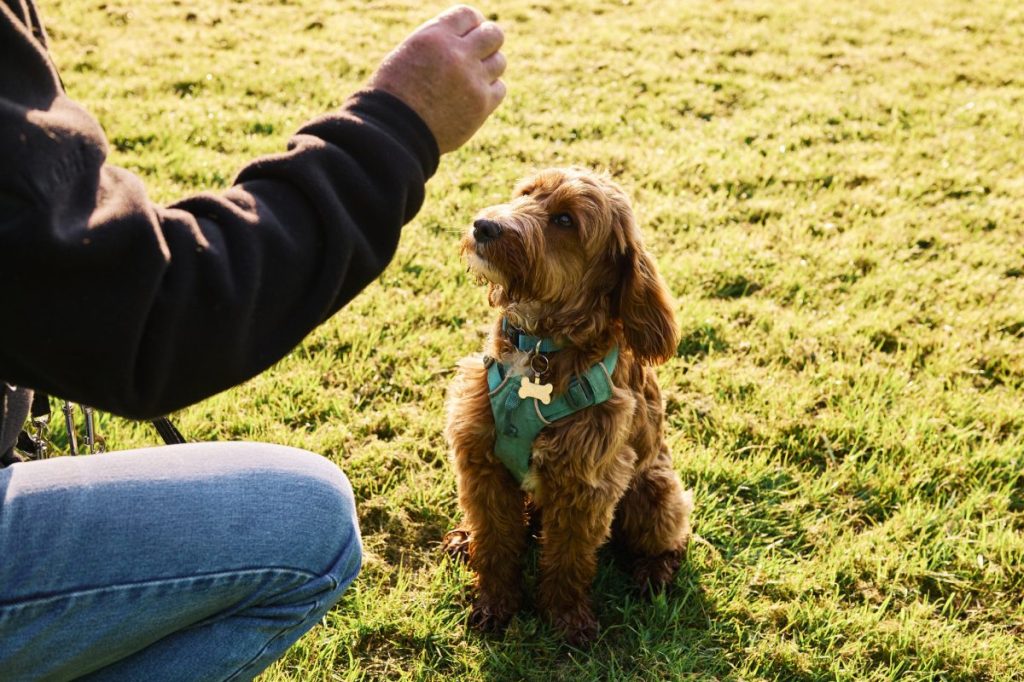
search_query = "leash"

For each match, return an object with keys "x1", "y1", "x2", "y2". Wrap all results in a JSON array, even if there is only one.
[{"x1": 152, "y1": 415, "x2": 186, "y2": 446}]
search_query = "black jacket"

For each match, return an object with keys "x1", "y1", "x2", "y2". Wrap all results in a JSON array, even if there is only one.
[{"x1": 0, "y1": 0, "x2": 439, "y2": 458}]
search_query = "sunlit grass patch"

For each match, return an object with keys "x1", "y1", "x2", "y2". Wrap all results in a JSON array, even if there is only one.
[{"x1": 39, "y1": 0, "x2": 1024, "y2": 679}]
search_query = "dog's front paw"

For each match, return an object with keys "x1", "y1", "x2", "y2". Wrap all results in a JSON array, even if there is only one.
[
  {"x1": 550, "y1": 603, "x2": 600, "y2": 647},
  {"x1": 631, "y1": 548, "x2": 683, "y2": 596},
  {"x1": 440, "y1": 527, "x2": 471, "y2": 564},
  {"x1": 469, "y1": 593, "x2": 519, "y2": 633}
]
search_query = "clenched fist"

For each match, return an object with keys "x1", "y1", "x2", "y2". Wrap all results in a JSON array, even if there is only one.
[{"x1": 369, "y1": 5, "x2": 506, "y2": 154}]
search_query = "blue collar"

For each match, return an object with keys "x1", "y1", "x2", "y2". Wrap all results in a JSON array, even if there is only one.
[{"x1": 501, "y1": 318, "x2": 563, "y2": 353}]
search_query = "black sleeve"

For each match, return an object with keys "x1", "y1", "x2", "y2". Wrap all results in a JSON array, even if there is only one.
[{"x1": 0, "y1": 2, "x2": 440, "y2": 419}]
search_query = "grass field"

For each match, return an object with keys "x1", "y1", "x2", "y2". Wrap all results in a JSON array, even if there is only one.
[{"x1": 38, "y1": 0, "x2": 1024, "y2": 679}]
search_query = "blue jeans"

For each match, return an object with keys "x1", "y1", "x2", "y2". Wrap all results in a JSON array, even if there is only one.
[{"x1": 0, "y1": 443, "x2": 362, "y2": 681}]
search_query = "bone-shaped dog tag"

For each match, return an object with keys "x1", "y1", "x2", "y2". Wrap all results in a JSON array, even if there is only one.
[{"x1": 518, "y1": 376, "x2": 553, "y2": 405}]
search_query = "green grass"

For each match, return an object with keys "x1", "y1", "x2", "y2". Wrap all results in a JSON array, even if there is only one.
[{"x1": 38, "y1": 0, "x2": 1024, "y2": 679}]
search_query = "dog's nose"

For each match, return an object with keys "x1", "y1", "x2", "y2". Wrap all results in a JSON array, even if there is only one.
[{"x1": 473, "y1": 219, "x2": 503, "y2": 244}]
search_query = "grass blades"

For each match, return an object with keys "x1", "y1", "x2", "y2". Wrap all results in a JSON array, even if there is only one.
[{"x1": 36, "y1": 0, "x2": 1024, "y2": 679}]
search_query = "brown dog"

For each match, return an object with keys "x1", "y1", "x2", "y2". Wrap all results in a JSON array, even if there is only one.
[{"x1": 443, "y1": 168, "x2": 693, "y2": 645}]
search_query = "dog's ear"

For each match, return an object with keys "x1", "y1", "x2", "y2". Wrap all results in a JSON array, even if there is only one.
[
  {"x1": 611, "y1": 196, "x2": 678, "y2": 365},
  {"x1": 617, "y1": 246, "x2": 679, "y2": 365}
]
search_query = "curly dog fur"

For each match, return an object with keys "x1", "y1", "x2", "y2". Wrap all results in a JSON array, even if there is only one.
[{"x1": 444, "y1": 168, "x2": 693, "y2": 645}]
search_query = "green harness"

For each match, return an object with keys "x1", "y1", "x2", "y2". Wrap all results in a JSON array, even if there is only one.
[{"x1": 485, "y1": 325, "x2": 619, "y2": 484}]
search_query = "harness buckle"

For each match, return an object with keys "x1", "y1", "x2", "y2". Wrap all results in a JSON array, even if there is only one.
[{"x1": 566, "y1": 376, "x2": 595, "y2": 409}]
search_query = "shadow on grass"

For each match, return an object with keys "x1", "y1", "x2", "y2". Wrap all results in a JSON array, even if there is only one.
[
  {"x1": 341, "y1": 463, "x2": 846, "y2": 682},
  {"x1": 460, "y1": 546, "x2": 728, "y2": 682}
]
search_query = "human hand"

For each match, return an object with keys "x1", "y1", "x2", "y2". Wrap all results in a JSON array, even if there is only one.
[{"x1": 369, "y1": 5, "x2": 506, "y2": 154}]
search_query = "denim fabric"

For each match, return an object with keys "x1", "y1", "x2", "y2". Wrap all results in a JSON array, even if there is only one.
[{"x1": 0, "y1": 443, "x2": 362, "y2": 681}]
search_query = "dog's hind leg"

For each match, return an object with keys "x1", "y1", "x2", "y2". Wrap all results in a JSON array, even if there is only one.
[{"x1": 612, "y1": 446, "x2": 693, "y2": 594}]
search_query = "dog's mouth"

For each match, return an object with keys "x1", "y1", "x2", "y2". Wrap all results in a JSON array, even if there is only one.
[
  {"x1": 462, "y1": 220, "x2": 511, "y2": 287},
  {"x1": 465, "y1": 247, "x2": 506, "y2": 286}
]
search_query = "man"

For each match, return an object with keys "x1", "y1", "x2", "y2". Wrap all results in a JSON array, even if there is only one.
[{"x1": 0, "y1": 1, "x2": 505, "y2": 679}]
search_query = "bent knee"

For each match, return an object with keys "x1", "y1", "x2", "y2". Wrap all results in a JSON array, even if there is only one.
[
  {"x1": 195, "y1": 443, "x2": 363, "y2": 580},
  {"x1": 265, "y1": 447, "x2": 362, "y2": 579}
]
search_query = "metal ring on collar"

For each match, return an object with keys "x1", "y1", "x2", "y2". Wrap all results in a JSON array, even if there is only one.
[{"x1": 530, "y1": 347, "x2": 549, "y2": 376}]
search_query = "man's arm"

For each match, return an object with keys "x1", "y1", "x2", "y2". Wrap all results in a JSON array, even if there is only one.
[{"x1": 0, "y1": 4, "x2": 504, "y2": 419}]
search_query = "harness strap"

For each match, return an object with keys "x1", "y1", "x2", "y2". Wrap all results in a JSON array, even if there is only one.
[{"x1": 539, "y1": 347, "x2": 618, "y2": 423}]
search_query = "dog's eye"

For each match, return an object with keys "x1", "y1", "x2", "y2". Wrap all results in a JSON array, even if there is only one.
[{"x1": 551, "y1": 213, "x2": 574, "y2": 228}]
